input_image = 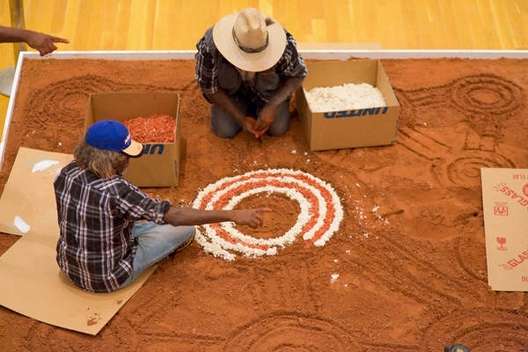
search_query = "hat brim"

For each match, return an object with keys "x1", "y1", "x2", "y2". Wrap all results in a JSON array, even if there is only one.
[
  {"x1": 213, "y1": 13, "x2": 287, "y2": 72},
  {"x1": 122, "y1": 139, "x2": 143, "y2": 157}
]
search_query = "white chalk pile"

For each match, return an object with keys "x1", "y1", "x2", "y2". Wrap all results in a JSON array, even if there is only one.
[{"x1": 305, "y1": 83, "x2": 386, "y2": 112}]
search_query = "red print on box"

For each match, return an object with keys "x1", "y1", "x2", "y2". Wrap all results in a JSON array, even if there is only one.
[
  {"x1": 493, "y1": 202, "x2": 509, "y2": 216},
  {"x1": 501, "y1": 248, "x2": 528, "y2": 271},
  {"x1": 523, "y1": 183, "x2": 528, "y2": 197},
  {"x1": 496, "y1": 236, "x2": 507, "y2": 251},
  {"x1": 495, "y1": 183, "x2": 528, "y2": 208}
]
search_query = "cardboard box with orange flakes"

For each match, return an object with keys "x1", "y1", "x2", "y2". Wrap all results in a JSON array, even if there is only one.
[{"x1": 86, "y1": 92, "x2": 182, "y2": 187}]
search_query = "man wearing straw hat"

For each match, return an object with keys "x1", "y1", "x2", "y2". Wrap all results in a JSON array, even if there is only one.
[{"x1": 195, "y1": 8, "x2": 307, "y2": 139}]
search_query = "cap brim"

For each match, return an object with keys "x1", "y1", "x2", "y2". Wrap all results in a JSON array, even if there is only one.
[
  {"x1": 213, "y1": 13, "x2": 287, "y2": 72},
  {"x1": 122, "y1": 140, "x2": 143, "y2": 157}
]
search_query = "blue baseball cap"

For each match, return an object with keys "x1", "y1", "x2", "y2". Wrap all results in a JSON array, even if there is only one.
[{"x1": 85, "y1": 120, "x2": 143, "y2": 157}]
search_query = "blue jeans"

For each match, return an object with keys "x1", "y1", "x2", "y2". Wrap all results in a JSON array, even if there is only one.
[
  {"x1": 121, "y1": 222, "x2": 195, "y2": 287},
  {"x1": 211, "y1": 59, "x2": 290, "y2": 138},
  {"x1": 211, "y1": 99, "x2": 290, "y2": 138}
]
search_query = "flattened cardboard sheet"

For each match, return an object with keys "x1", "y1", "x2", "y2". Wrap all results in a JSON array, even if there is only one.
[
  {"x1": 0, "y1": 147, "x2": 154, "y2": 334},
  {"x1": 0, "y1": 147, "x2": 72, "y2": 236},
  {"x1": 481, "y1": 168, "x2": 528, "y2": 291}
]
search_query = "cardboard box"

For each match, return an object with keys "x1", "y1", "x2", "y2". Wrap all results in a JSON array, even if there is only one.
[
  {"x1": 296, "y1": 59, "x2": 400, "y2": 151},
  {"x1": 86, "y1": 92, "x2": 181, "y2": 187},
  {"x1": 481, "y1": 168, "x2": 528, "y2": 291}
]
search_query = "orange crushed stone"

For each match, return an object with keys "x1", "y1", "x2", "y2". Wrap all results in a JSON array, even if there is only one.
[{"x1": 124, "y1": 114, "x2": 176, "y2": 143}]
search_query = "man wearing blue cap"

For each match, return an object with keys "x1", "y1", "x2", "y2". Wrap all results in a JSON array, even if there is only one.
[{"x1": 54, "y1": 120, "x2": 268, "y2": 293}]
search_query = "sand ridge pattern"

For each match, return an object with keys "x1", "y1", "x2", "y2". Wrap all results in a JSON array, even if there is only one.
[
  {"x1": 0, "y1": 59, "x2": 527, "y2": 351},
  {"x1": 421, "y1": 309, "x2": 528, "y2": 351},
  {"x1": 396, "y1": 74, "x2": 524, "y2": 132},
  {"x1": 223, "y1": 312, "x2": 361, "y2": 352},
  {"x1": 398, "y1": 126, "x2": 516, "y2": 188},
  {"x1": 21, "y1": 74, "x2": 194, "y2": 152}
]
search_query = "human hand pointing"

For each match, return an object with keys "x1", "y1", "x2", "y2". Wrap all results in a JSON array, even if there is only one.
[{"x1": 24, "y1": 31, "x2": 69, "y2": 56}]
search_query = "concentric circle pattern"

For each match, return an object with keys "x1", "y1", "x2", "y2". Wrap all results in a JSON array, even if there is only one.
[
  {"x1": 450, "y1": 74, "x2": 523, "y2": 115},
  {"x1": 446, "y1": 151, "x2": 515, "y2": 188},
  {"x1": 192, "y1": 169, "x2": 344, "y2": 261}
]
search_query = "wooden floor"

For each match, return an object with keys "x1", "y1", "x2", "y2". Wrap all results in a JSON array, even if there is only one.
[{"x1": 1, "y1": 0, "x2": 528, "y2": 138}]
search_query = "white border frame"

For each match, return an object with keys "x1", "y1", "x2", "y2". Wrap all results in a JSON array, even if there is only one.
[{"x1": 2, "y1": 49, "x2": 528, "y2": 168}]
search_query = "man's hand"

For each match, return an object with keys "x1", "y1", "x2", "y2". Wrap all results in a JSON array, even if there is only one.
[
  {"x1": 254, "y1": 104, "x2": 277, "y2": 138},
  {"x1": 242, "y1": 116, "x2": 260, "y2": 138},
  {"x1": 24, "y1": 31, "x2": 69, "y2": 56},
  {"x1": 230, "y1": 208, "x2": 271, "y2": 228}
]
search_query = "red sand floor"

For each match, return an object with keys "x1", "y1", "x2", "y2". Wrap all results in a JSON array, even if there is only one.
[{"x1": 0, "y1": 59, "x2": 527, "y2": 351}]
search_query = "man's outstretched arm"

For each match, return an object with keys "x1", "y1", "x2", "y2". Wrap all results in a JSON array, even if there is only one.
[
  {"x1": 0, "y1": 26, "x2": 68, "y2": 56},
  {"x1": 164, "y1": 207, "x2": 270, "y2": 228}
]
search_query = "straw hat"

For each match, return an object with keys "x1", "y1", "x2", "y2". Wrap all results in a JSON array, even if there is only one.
[{"x1": 212, "y1": 8, "x2": 287, "y2": 72}]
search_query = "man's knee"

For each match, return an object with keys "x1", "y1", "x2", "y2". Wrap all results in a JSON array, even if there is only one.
[
  {"x1": 211, "y1": 105, "x2": 242, "y2": 138},
  {"x1": 162, "y1": 225, "x2": 195, "y2": 250},
  {"x1": 213, "y1": 125, "x2": 241, "y2": 139},
  {"x1": 180, "y1": 226, "x2": 196, "y2": 241},
  {"x1": 267, "y1": 103, "x2": 290, "y2": 136},
  {"x1": 167, "y1": 225, "x2": 195, "y2": 238},
  {"x1": 268, "y1": 121, "x2": 289, "y2": 136}
]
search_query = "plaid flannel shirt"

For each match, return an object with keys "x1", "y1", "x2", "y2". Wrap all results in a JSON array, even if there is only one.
[
  {"x1": 195, "y1": 28, "x2": 307, "y2": 103},
  {"x1": 54, "y1": 162, "x2": 170, "y2": 293}
]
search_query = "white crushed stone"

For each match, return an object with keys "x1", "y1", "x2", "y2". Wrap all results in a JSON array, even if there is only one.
[
  {"x1": 32, "y1": 159, "x2": 59, "y2": 173},
  {"x1": 192, "y1": 169, "x2": 344, "y2": 260},
  {"x1": 330, "y1": 273, "x2": 340, "y2": 284},
  {"x1": 14, "y1": 216, "x2": 31, "y2": 234},
  {"x1": 305, "y1": 83, "x2": 386, "y2": 113}
]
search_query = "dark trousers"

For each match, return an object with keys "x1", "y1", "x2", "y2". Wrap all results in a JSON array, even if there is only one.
[
  {"x1": 211, "y1": 98, "x2": 290, "y2": 138},
  {"x1": 210, "y1": 60, "x2": 291, "y2": 138}
]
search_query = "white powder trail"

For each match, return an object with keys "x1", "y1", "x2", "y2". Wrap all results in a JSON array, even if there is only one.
[{"x1": 32, "y1": 160, "x2": 59, "y2": 173}]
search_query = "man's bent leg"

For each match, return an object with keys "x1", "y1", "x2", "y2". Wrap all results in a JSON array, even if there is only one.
[
  {"x1": 211, "y1": 104, "x2": 243, "y2": 138},
  {"x1": 123, "y1": 222, "x2": 195, "y2": 286},
  {"x1": 267, "y1": 100, "x2": 290, "y2": 137}
]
